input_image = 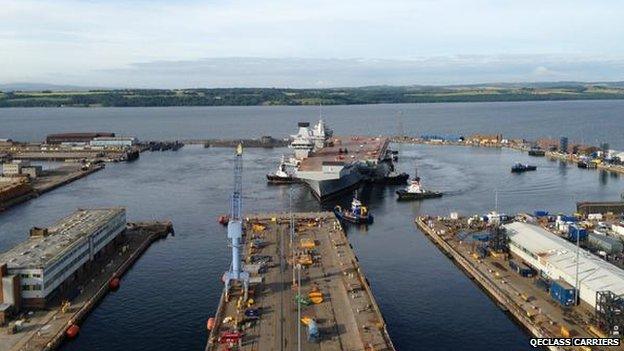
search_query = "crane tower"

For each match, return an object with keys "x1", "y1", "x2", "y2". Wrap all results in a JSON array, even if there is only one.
[{"x1": 223, "y1": 143, "x2": 250, "y2": 301}]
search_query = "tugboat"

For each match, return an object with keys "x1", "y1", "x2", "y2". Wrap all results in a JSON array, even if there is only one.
[
  {"x1": 528, "y1": 146, "x2": 545, "y2": 157},
  {"x1": 396, "y1": 176, "x2": 442, "y2": 201},
  {"x1": 577, "y1": 157, "x2": 596, "y2": 169},
  {"x1": 511, "y1": 163, "x2": 537, "y2": 173},
  {"x1": 334, "y1": 193, "x2": 374, "y2": 224},
  {"x1": 266, "y1": 156, "x2": 298, "y2": 184}
]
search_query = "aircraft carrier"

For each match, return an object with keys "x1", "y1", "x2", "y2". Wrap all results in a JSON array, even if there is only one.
[{"x1": 272, "y1": 120, "x2": 394, "y2": 200}]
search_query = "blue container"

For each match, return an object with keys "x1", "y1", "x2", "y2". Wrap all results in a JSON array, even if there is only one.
[
  {"x1": 550, "y1": 279, "x2": 576, "y2": 306},
  {"x1": 561, "y1": 215, "x2": 577, "y2": 222},
  {"x1": 508, "y1": 259, "x2": 534, "y2": 277},
  {"x1": 568, "y1": 225, "x2": 588, "y2": 242},
  {"x1": 534, "y1": 210, "x2": 549, "y2": 218},
  {"x1": 472, "y1": 233, "x2": 490, "y2": 242}
]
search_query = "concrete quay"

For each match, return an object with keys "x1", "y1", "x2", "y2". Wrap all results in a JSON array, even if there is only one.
[{"x1": 206, "y1": 212, "x2": 394, "y2": 351}]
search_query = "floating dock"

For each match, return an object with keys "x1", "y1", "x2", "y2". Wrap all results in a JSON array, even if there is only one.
[{"x1": 206, "y1": 212, "x2": 394, "y2": 351}]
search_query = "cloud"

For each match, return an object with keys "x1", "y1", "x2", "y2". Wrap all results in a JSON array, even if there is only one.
[{"x1": 1, "y1": 0, "x2": 624, "y2": 86}]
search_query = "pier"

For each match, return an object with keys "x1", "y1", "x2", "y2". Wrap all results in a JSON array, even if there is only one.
[
  {"x1": 0, "y1": 164, "x2": 105, "y2": 212},
  {"x1": 0, "y1": 220, "x2": 173, "y2": 351},
  {"x1": 206, "y1": 212, "x2": 394, "y2": 351},
  {"x1": 415, "y1": 216, "x2": 612, "y2": 350}
]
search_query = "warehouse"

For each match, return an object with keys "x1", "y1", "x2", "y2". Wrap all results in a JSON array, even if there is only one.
[
  {"x1": 90, "y1": 136, "x2": 138, "y2": 147},
  {"x1": 504, "y1": 221, "x2": 624, "y2": 308},
  {"x1": 45, "y1": 132, "x2": 115, "y2": 144},
  {"x1": 0, "y1": 208, "x2": 126, "y2": 310}
]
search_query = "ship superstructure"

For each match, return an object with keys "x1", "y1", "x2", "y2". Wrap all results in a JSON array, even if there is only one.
[{"x1": 275, "y1": 119, "x2": 394, "y2": 200}]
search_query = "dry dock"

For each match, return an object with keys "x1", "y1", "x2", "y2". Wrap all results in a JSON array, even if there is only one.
[
  {"x1": 206, "y1": 212, "x2": 394, "y2": 351},
  {"x1": 0, "y1": 221, "x2": 173, "y2": 351}
]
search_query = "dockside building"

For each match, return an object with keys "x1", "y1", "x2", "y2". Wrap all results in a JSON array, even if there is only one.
[
  {"x1": 504, "y1": 222, "x2": 624, "y2": 308},
  {"x1": 0, "y1": 208, "x2": 126, "y2": 318}
]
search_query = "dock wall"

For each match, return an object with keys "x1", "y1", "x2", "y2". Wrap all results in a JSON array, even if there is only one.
[{"x1": 414, "y1": 217, "x2": 558, "y2": 350}]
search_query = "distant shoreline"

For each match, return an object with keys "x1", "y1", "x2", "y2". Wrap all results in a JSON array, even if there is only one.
[{"x1": 2, "y1": 84, "x2": 624, "y2": 108}]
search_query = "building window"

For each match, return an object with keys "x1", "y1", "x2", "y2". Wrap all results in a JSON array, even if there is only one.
[{"x1": 22, "y1": 285, "x2": 31, "y2": 291}]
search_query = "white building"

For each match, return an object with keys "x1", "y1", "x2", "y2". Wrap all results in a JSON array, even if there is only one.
[
  {"x1": 90, "y1": 136, "x2": 138, "y2": 148},
  {"x1": 504, "y1": 222, "x2": 624, "y2": 308},
  {"x1": 2, "y1": 160, "x2": 30, "y2": 176},
  {"x1": 0, "y1": 208, "x2": 126, "y2": 309}
]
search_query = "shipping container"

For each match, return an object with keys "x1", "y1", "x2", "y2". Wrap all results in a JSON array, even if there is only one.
[
  {"x1": 534, "y1": 210, "x2": 549, "y2": 218},
  {"x1": 508, "y1": 259, "x2": 534, "y2": 277},
  {"x1": 558, "y1": 215, "x2": 577, "y2": 223},
  {"x1": 568, "y1": 225, "x2": 588, "y2": 242},
  {"x1": 550, "y1": 279, "x2": 576, "y2": 306}
]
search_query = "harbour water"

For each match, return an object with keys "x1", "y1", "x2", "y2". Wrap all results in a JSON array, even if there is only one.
[
  {"x1": 0, "y1": 100, "x2": 623, "y2": 350},
  {"x1": 2, "y1": 100, "x2": 624, "y2": 149}
]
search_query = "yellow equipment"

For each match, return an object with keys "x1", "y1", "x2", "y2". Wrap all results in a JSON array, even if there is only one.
[
  {"x1": 300, "y1": 238, "x2": 316, "y2": 249},
  {"x1": 297, "y1": 254, "x2": 313, "y2": 266},
  {"x1": 308, "y1": 287, "x2": 324, "y2": 304},
  {"x1": 252, "y1": 224, "x2": 266, "y2": 233}
]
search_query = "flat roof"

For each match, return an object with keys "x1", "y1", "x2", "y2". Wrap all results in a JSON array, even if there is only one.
[
  {"x1": 298, "y1": 136, "x2": 389, "y2": 172},
  {"x1": 505, "y1": 222, "x2": 624, "y2": 296},
  {"x1": 0, "y1": 208, "x2": 125, "y2": 270}
]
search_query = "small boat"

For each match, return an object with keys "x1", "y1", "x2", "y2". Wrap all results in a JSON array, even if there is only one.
[
  {"x1": 511, "y1": 163, "x2": 537, "y2": 173},
  {"x1": 267, "y1": 155, "x2": 298, "y2": 184},
  {"x1": 577, "y1": 158, "x2": 596, "y2": 169},
  {"x1": 396, "y1": 176, "x2": 442, "y2": 201},
  {"x1": 528, "y1": 147, "x2": 545, "y2": 157},
  {"x1": 218, "y1": 215, "x2": 229, "y2": 226},
  {"x1": 334, "y1": 194, "x2": 373, "y2": 224}
]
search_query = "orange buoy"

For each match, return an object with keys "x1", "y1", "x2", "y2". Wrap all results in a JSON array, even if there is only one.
[
  {"x1": 207, "y1": 317, "x2": 216, "y2": 331},
  {"x1": 66, "y1": 324, "x2": 80, "y2": 339},
  {"x1": 108, "y1": 277, "x2": 120, "y2": 291}
]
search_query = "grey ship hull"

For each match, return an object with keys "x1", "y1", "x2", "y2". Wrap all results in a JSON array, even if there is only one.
[
  {"x1": 302, "y1": 171, "x2": 363, "y2": 200},
  {"x1": 301, "y1": 160, "x2": 394, "y2": 200}
]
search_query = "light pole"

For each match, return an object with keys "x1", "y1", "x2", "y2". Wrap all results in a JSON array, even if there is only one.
[
  {"x1": 290, "y1": 186, "x2": 295, "y2": 286},
  {"x1": 297, "y1": 263, "x2": 302, "y2": 351},
  {"x1": 573, "y1": 194, "x2": 580, "y2": 306}
]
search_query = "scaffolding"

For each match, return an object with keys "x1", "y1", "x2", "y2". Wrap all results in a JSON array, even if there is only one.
[
  {"x1": 488, "y1": 225, "x2": 509, "y2": 254},
  {"x1": 596, "y1": 291, "x2": 624, "y2": 335}
]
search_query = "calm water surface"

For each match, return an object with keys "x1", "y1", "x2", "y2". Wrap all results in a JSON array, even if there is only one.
[
  {"x1": 0, "y1": 101, "x2": 623, "y2": 350},
  {"x1": 1, "y1": 100, "x2": 623, "y2": 148}
]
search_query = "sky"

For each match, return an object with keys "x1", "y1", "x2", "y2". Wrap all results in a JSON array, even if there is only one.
[{"x1": 1, "y1": 0, "x2": 623, "y2": 88}]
